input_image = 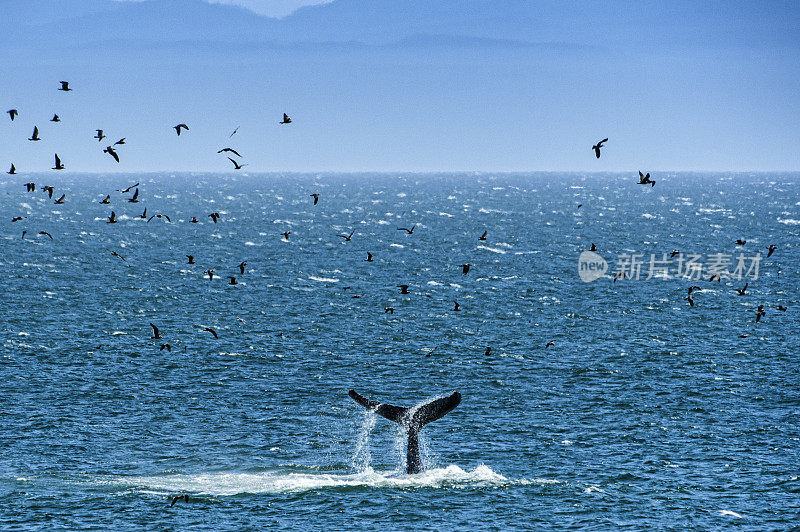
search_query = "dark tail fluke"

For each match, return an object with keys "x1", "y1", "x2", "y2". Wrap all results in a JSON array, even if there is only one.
[{"x1": 348, "y1": 389, "x2": 461, "y2": 474}]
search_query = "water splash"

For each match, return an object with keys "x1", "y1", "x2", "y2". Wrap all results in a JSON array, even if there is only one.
[{"x1": 350, "y1": 412, "x2": 376, "y2": 473}]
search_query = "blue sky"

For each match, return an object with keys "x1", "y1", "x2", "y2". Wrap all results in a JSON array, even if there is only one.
[
  {"x1": 116, "y1": 0, "x2": 331, "y2": 17},
  {"x1": 1, "y1": 0, "x2": 798, "y2": 173}
]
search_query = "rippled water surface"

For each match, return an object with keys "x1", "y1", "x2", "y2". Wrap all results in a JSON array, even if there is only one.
[{"x1": 1, "y1": 172, "x2": 798, "y2": 530}]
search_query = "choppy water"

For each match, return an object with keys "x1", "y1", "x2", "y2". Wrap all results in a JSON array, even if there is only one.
[{"x1": 1, "y1": 172, "x2": 798, "y2": 530}]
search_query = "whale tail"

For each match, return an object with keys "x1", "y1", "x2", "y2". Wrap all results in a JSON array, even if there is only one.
[{"x1": 348, "y1": 389, "x2": 461, "y2": 474}]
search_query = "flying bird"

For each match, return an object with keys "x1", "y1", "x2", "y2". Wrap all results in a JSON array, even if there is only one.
[
  {"x1": 204, "y1": 269, "x2": 214, "y2": 280},
  {"x1": 127, "y1": 188, "x2": 139, "y2": 203},
  {"x1": 8, "y1": 164, "x2": 15, "y2": 175},
  {"x1": 208, "y1": 212, "x2": 220, "y2": 223},
  {"x1": 202, "y1": 327, "x2": 218, "y2": 339},
  {"x1": 29, "y1": 126, "x2": 41, "y2": 141},
  {"x1": 384, "y1": 307, "x2": 394, "y2": 314},
  {"x1": 7, "y1": 109, "x2": 17, "y2": 121},
  {"x1": 337, "y1": 229, "x2": 356, "y2": 241},
  {"x1": 228, "y1": 277, "x2": 237, "y2": 285},
  {"x1": 637, "y1": 171, "x2": 655, "y2": 187},
  {"x1": 170, "y1": 495, "x2": 188, "y2": 507},
  {"x1": 94, "y1": 130, "x2": 105, "y2": 142},
  {"x1": 452, "y1": 301, "x2": 460, "y2": 311},
  {"x1": 58, "y1": 81, "x2": 72, "y2": 92},
  {"x1": 42, "y1": 185, "x2": 53, "y2": 198},
  {"x1": 397, "y1": 224, "x2": 416, "y2": 234},
  {"x1": 459, "y1": 263, "x2": 471, "y2": 275},
  {"x1": 12, "y1": 216, "x2": 25, "y2": 222},
  {"x1": 160, "y1": 344, "x2": 172, "y2": 352},
  {"x1": 100, "y1": 195, "x2": 110, "y2": 204},
  {"x1": 777, "y1": 305, "x2": 787, "y2": 312},
  {"x1": 51, "y1": 114, "x2": 60, "y2": 122},
  {"x1": 187, "y1": 255, "x2": 195, "y2": 264},
  {"x1": 147, "y1": 213, "x2": 171, "y2": 222},
  {"x1": 310, "y1": 193, "x2": 319, "y2": 205},
  {"x1": 281, "y1": 231, "x2": 291, "y2": 240},
  {"x1": 592, "y1": 138, "x2": 608, "y2": 158},
  {"x1": 734, "y1": 283, "x2": 748, "y2": 296},
  {"x1": 138, "y1": 208, "x2": 147, "y2": 219},
  {"x1": 589, "y1": 243, "x2": 597, "y2": 252},
  {"x1": 365, "y1": 252, "x2": 373, "y2": 262},
  {"x1": 229, "y1": 127, "x2": 239, "y2": 137},
  {"x1": 217, "y1": 148, "x2": 242, "y2": 157},
  {"x1": 237, "y1": 261, "x2": 246, "y2": 275},
  {"x1": 53, "y1": 194, "x2": 65, "y2": 204},
  {"x1": 25, "y1": 182, "x2": 36, "y2": 192},
  {"x1": 756, "y1": 304, "x2": 765, "y2": 323},
  {"x1": 150, "y1": 323, "x2": 162, "y2": 339},
  {"x1": 545, "y1": 340, "x2": 555, "y2": 348},
  {"x1": 107, "y1": 249, "x2": 126, "y2": 261},
  {"x1": 173, "y1": 124, "x2": 189, "y2": 136},
  {"x1": 398, "y1": 285, "x2": 410, "y2": 294},
  {"x1": 113, "y1": 138, "x2": 126, "y2": 145},
  {"x1": 38, "y1": 231, "x2": 53, "y2": 239},
  {"x1": 766, "y1": 244, "x2": 776, "y2": 258},
  {"x1": 52, "y1": 154, "x2": 64, "y2": 170},
  {"x1": 735, "y1": 239, "x2": 746, "y2": 246},
  {"x1": 280, "y1": 113, "x2": 291, "y2": 124},
  {"x1": 107, "y1": 211, "x2": 117, "y2": 224},
  {"x1": 103, "y1": 146, "x2": 120, "y2": 163},
  {"x1": 227, "y1": 157, "x2": 246, "y2": 170},
  {"x1": 479, "y1": 230, "x2": 487, "y2": 241},
  {"x1": 117, "y1": 182, "x2": 139, "y2": 193}
]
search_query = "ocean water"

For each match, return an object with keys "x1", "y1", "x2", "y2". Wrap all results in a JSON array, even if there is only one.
[{"x1": 1, "y1": 172, "x2": 798, "y2": 530}]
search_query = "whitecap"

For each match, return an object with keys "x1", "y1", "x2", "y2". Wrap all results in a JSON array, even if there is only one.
[
  {"x1": 718, "y1": 510, "x2": 743, "y2": 519},
  {"x1": 308, "y1": 276, "x2": 339, "y2": 283},
  {"x1": 477, "y1": 245, "x2": 506, "y2": 254}
]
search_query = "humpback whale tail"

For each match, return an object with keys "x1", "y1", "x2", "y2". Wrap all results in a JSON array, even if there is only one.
[{"x1": 349, "y1": 389, "x2": 461, "y2": 474}]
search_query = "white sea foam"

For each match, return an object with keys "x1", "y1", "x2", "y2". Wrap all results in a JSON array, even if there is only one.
[
  {"x1": 718, "y1": 510, "x2": 743, "y2": 519},
  {"x1": 122, "y1": 465, "x2": 516, "y2": 496},
  {"x1": 777, "y1": 218, "x2": 800, "y2": 225},
  {"x1": 477, "y1": 245, "x2": 506, "y2": 254},
  {"x1": 308, "y1": 276, "x2": 339, "y2": 283}
]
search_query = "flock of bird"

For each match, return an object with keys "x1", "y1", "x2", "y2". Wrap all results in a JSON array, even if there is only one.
[{"x1": 4, "y1": 83, "x2": 789, "y2": 355}]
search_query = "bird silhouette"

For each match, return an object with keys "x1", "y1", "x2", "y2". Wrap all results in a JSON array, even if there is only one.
[
  {"x1": 384, "y1": 307, "x2": 395, "y2": 314},
  {"x1": 592, "y1": 138, "x2": 608, "y2": 158},
  {"x1": 150, "y1": 323, "x2": 162, "y2": 339},
  {"x1": 117, "y1": 182, "x2": 139, "y2": 193},
  {"x1": 282, "y1": 231, "x2": 291, "y2": 240},
  {"x1": 756, "y1": 304, "x2": 765, "y2": 323},
  {"x1": 113, "y1": 138, "x2": 126, "y2": 146},
  {"x1": 29, "y1": 126, "x2": 41, "y2": 141},
  {"x1": 590, "y1": 243, "x2": 597, "y2": 252},
  {"x1": 54, "y1": 194, "x2": 65, "y2": 204},
  {"x1": 12, "y1": 216, "x2": 25, "y2": 222},
  {"x1": 94, "y1": 129, "x2": 105, "y2": 142},
  {"x1": 51, "y1": 114, "x2": 60, "y2": 122},
  {"x1": 147, "y1": 213, "x2": 171, "y2": 222},
  {"x1": 228, "y1": 277, "x2": 237, "y2": 285},
  {"x1": 52, "y1": 154, "x2": 64, "y2": 170},
  {"x1": 227, "y1": 157, "x2": 246, "y2": 170},
  {"x1": 637, "y1": 171, "x2": 655, "y2": 187},
  {"x1": 107, "y1": 211, "x2": 117, "y2": 224},
  {"x1": 174, "y1": 124, "x2": 189, "y2": 135},
  {"x1": 202, "y1": 327, "x2": 218, "y2": 339},
  {"x1": 42, "y1": 185, "x2": 54, "y2": 198},
  {"x1": 187, "y1": 255, "x2": 195, "y2": 264},
  {"x1": 38, "y1": 231, "x2": 53, "y2": 240},
  {"x1": 218, "y1": 148, "x2": 242, "y2": 157},
  {"x1": 170, "y1": 494, "x2": 188, "y2": 507},
  {"x1": 777, "y1": 305, "x2": 787, "y2": 312},
  {"x1": 237, "y1": 261, "x2": 246, "y2": 275},
  {"x1": 766, "y1": 244, "x2": 776, "y2": 257},
  {"x1": 8, "y1": 164, "x2": 16, "y2": 175},
  {"x1": 204, "y1": 269, "x2": 214, "y2": 280},
  {"x1": 127, "y1": 188, "x2": 139, "y2": 203},
  {"x1": 208, "y1": 212, "x2": 220, "y2": 223},
  {"x1": 160, "y1": 344, "x2": 172, "y2": 352},
  {"x1": 337, "y1": 229, "x2": 355, "y2": 241},
  {"x1": 138, "y1": 208, "x2": 147, "y2": 219},
  {"x1": 365, "y1": 252, "x2": 373, "y2": 262},
  {"x1": 734, "y1": 283, "x2": 748, "y2": 296},
  {"x1": 280, "y1": 113, "x2": 291, "y2": 124},
  {"x1": 25, "y1": 182, "x2": 36, "y2": 192},
  {"x1": 398, "y1": 285, "x2": 410, "y2": 294},
  {"x1": 459, "y1": 263, "x2": 471, "y2": 275},
  {"x1": 735, "y1": 239, "x2": 746, "y2": 246},
  {"x1": 100, "y1": 195, "x2": 110, "y2": 204},
  {"x1": 103, "y1": 146, "x2": 120, "y2": 163},
  {"x1": 453, "y1": 301, "x2": 460, "y2": 311},
  {"x1": 58, "y1": 81, "x2": 72, "y2": 92},
  {"x1": 310, "y1": 193, "x2": 319, "y2": 205},
  {"x1": 108, "y1": 249, "x2": 126, "y2": 261},
  {"x1": 397, "y1": 224, "x2": 416, "y2": 234},
  {"x1": 479, "y1": 230, "x2": 487, "y2": 241},
  {"x1": 7, "y1": 109, "x2": 18, "y2": 121}
]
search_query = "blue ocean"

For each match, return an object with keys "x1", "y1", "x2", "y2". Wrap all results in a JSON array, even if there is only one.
[{"x1": 1, "y1": 172, "x2": 798, "y2": 530}]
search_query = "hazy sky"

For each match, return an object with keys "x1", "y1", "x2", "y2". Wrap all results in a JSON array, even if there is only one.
[
  {"x1": 1, "y1": 0, "x2": 798, "y2": 173},
  {"x1": 116, "y1": 0, "x2": 331, "y2": 17}
]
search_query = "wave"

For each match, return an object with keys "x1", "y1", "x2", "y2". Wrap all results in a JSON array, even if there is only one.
[
  {"x1": 120, "y1": 465, "x2": 516, "y2": 496},
  {"x1": 777, "y1": 218, "x2": 800, "y2": 225},
  {"x1": 308, "y1": 276, "x2": 339, "y2": 282}
]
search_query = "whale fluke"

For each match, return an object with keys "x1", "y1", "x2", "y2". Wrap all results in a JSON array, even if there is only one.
[{"x1": 348, "y1": 389, "x2": 461, "y2": 474}]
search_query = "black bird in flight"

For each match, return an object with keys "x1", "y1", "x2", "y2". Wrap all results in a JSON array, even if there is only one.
[
  {"x1": 147, "y1": 213, "x2": 171, "y2": 222},
  {"x1": 170, "y1": 495, "x2": 188, "y2": 507},
  {"x1": 117, "y1": 182, "x2": 139, "y2": 193},
  {"x1": 384, "y1": 307, "x2": 394, "y2": 314},
  {"x1": 310, "y1": 193, "x2": 319, "y2": 205},
  {"x1": 670, "y1": 250, "x2": 680, "y2": 258},
  {"x1": 229, "y1": 126, "x2": 239, "y2": 138},
  {"x1": 104, "y1": 146, "x2": 120, "y2": 163},
  {"x1": 688, "y1": 286, "x2": 702, "y2": 295},
  {"x1": 25, "y1": 182, "x2": 36, "y2": 192},
  {"x1": 756, "y1": 304, "x2": 765, "y2": 323},
  {"x1": 735, "y1": 239, "x2": 746, "y2": 246},
  {"x1": 485, "y1": 347, "x2": 492, "y2": 356},
  {"x1": 282, "y1": 231, "x2": 291, "y2": 240},
  {"x1": 734, "y1": 283, "x2": 748, "y2": 296},
  {"x1": 51, "y1": 114, "x2": 60, "y2": 122},
  {"x1": 107, "y1": 211, "x2": 117, "y2": 224},
  {"x1": 365, "y1": 252, "x2": 373, "y2": 262},
  {"x1": 766, "y1": 244, "x2": 776, "y2": 258},
  {"x1": 113, "y1": 138, "x2": 126, "y2": 145},
  {"x1": 38, "y1": 231, "x2": 53, "y2": 240},
  {"x1": 139, "y1": 208, "x2": 147, "y2": 219},
  {"x1": 397, "y1": 224, "x2": 416, "y2": 234},
  {"x1": 202, "y1": 326, "x2": 218, "y2": 339},
  {"x1": 29, "y1": 126, "x2": 41, "y2": 141},
  {"x1": 546, "y1": 340, "x2": 556, "y2": 349},
  {"x1": 237, "y1": 261, "x2": 246, "y2": 275},
  {"x1": 107, "y1": 249, "x2": 126, "y2": 261},
  {"x1": 479, "y1": 230, "x2": 487, "y2": 241},
  {"x1": 8, "y1": 164, "x2": 16, "y2": 175},
  {"x1": 685, "y1": 294, "x2": 695, "y2": 308},
  {"x1": 459, "y1": 263, "x2": 471, "y2": 275},
  {"x1": 590, "y1": 243, "x2": 597, "y2": 251},
  {"x1": 217, "y1": 148, "x2": 241, "y2": 157},
  {"x1": 12, "y1": 216, "x2": 25, "y2": 222},
  {"x1": 208, "y1": 212, "x2": 220, "y2": 223},
  {"x1": 709, "y1": 273, "x2": 721, "y2": 282},
  {"x1": 189, "y1": 217, "x2": 199, "y2": 223},
  {"x1": 228, "y1": 277, "x2": 238, "y2": 285},
  {"x1": 42, "y1": 185, "x2": 54, "y2": 198},
  {"x1": 227, "y1": 157, "x2": 246, "y2": 170},
  {"x1": 280, "y1": 113, "x2": 291, "y2": 124},
  {"x1": 100, "y1": 195, "x2": 110, "y2": 204},
  {"x1": 160, "y1": 344, "x2": 172, "y2": 352},
  {"x1": 592, "y1": 138, "x2": 608, "y2": 158},
  {"x1": 127, "y1": 188, "x2": 139, "y2": 203},
  {"x1": 174, "y1": 124, "x2": 189, "y2": 136},
  {"x1": 52, "y1": 154, "x2": 64, "y2": 170},
  {"x1": 150, "y1": 323, "x2": 162, "y2": 339},
  {"x1": 94, "y1": 130, "x2": 105, "y2": 142},
  {"x1": 204, "y1": 269, "x2": 214, "y2": 280},
  {"x1": 337, "y1": 229, "x2": 356, "y2": 241},
  {"x1": 777, "y1": 305, "x2": 787, "y2": 312},
  {"x1": 54, "y1": 194, "x2": 65, "y2": 204},
  {"x1": 637, "y1": 171, "x2": 655, "y2": 187},
  {"x1": 58, "y1": 81, "x2": 72, "y2": 92},
  {"x1": 398, "y1": 284, "x2": 410, "y2": 294},
  {"x1": 453, "y1": 301, "x2": 460, "y2": 311},
  {"x1": 187, "y1": 255, "x2": 195, "y2": 264},
  {"x1": 7, "y1": 109, "x2": 17, "y2": 121}
]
